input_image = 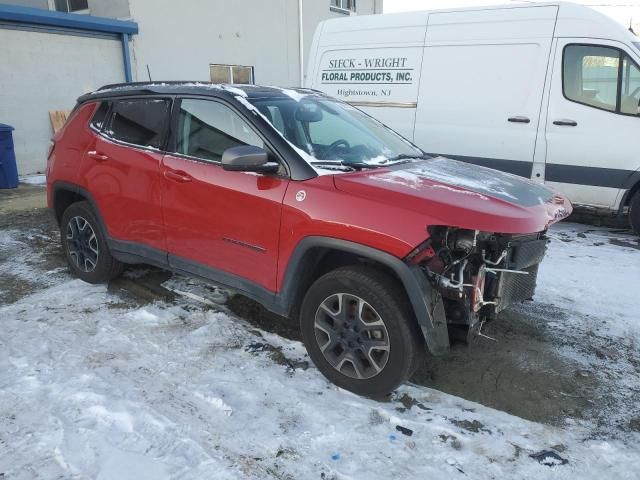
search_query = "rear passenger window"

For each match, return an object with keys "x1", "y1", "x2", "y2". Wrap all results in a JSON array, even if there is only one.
[
  {"x1": 175, "y1": 99, "x2": 262, "y2": 162},
  {"x1": 90, "y1": 101, "x2": 110, "y2": 130},
  {"x1": 107, "y1": 98, "x2": 170, "y2": 149}
]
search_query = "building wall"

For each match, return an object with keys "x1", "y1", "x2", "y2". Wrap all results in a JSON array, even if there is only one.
[
  {"x1": 0, "y1": 0, "x2": 48, "y2": 9},
  {"x1": 127, "y1": 0, "x2": 379, "y2": 87},
  {"x1": 88, "y1": 0, "x2": 130, "y2": 19},
  {"x1": 0, "y1": 28, "x2": 125, "y2": 174}
]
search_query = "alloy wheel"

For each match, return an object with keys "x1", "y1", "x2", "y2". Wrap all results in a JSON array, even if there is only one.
[
  {"x1": 66, "y1": 216, "x2": 99, "y2": 273},
  {"x1": 314, "y1": 293, "x2": 390, "y2": 380}
]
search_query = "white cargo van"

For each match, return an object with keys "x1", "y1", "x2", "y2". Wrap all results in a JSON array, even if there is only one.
[{"x1": 307, "y1": 2, "x2": 640, "y2": 232}]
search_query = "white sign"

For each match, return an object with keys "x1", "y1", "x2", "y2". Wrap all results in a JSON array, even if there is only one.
[{"x1": 317, "y1": 47, "x2": 422, "y2": 105}]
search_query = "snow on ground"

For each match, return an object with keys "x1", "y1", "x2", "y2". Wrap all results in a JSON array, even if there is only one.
[
  {"x1": 538, "y1": 223, "x2": 640, "y2": 344},
  {"x1": 1, "y1": 219, "x2": 639, "y2": 479},
  {"x1": 19, "y1": 174, "x2": 46, "y2": 186}
]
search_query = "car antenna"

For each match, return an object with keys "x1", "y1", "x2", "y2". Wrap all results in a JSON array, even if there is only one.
[{"x1": 146, "y1": 64, "x2": 153, "y2": 81}]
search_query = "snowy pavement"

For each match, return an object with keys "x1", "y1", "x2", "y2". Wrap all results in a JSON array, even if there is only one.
[{"x1": 0, "y1": 210, "x2": 639, "y2": 479}]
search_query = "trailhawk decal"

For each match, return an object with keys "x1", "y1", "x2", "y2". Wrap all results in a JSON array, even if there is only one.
[{"x1": 317, "y1": 47, "x2": 422, "y2": 106}]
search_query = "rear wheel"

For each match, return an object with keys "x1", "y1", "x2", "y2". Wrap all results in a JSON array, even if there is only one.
[
  {"x1": 630, "y1": 191, "x2": 640, "y2": 235},
  {"x1": 60, "y1": 201, "x2": 124, "y2": 283},
  {"x1": 300, "y1": 265, "x2": 422, "y2": 397}
]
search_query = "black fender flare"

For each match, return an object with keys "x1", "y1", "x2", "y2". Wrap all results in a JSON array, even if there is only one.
[
  {"x1": 277, "y1": 236, "x2": 450, "y2": 355},
  {"x1": 51, "y1": 181, "x2": 108, "y2": 230}
]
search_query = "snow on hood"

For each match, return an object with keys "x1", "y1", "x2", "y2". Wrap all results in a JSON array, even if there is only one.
[{"x1": 368, "y1": 157, "x2": 555, "y2": 208}]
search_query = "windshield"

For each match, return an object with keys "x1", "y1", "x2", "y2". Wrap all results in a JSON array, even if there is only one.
[{"x1": 245, "y1": 93, "x2": 425, "y2": 168}]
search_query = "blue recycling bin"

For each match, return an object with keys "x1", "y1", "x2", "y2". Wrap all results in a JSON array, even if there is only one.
[{"x1": 0, "y1": 123, "x2": 19, "y2": 189}]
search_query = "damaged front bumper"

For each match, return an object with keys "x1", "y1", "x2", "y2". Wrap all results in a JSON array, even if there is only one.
[{"x1": 406, "y1": 228, "x2": 549, "y2": 353}]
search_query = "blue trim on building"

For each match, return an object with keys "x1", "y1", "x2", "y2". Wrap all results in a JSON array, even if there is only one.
[
  {"x1": 0, "y1": 3, "x2": 137, "y2": 82},
  {"x1": 0, "y1": 3, "x2": 137, "y2": 35}
]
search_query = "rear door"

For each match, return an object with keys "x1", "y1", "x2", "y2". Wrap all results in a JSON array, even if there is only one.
[
  {"x1": 81, "y1": 97, "x2": 170, "y2": 257},
  {"x1": 414, "y1": 6, "x2": 558, "y2": 178},
  {"x1": 544, "y1": 39, "x2": 640, "y2": 208},
  {"x1": 161, "y1": 97, "x2": 289, "y2": 293}
]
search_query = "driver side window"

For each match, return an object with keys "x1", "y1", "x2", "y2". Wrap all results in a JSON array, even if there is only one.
[
  {"x1": 621, "y1": 56, "x2": 640, "y2": 115},
  {"x1": 563, "y1": 44, "x2": 640, "y2": 116}
]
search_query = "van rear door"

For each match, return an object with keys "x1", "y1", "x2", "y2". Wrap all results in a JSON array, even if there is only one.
[
  {"x1": 544, "y1": 39, "x2": 640, "y2": 209},
  {"x1": 413, "y1": 5, "x2": 558, "y2": 179}
]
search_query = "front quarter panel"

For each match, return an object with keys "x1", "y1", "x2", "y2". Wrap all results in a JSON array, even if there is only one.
[{"x1": 276, "y1": 175, "x2": 430, "y2": 289}]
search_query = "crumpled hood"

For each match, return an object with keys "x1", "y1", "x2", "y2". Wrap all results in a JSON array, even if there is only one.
[{"x1": 333, "y1": 157, "x2": 572, "y2": 234}]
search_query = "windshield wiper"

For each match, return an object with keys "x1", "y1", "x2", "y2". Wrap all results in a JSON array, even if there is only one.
[
  {"x1": 385, "y1": 153, "x2": 431, "y2": 163},
  {"x1": 311, "y1": 160, "x2": 383, "y2": 170}
]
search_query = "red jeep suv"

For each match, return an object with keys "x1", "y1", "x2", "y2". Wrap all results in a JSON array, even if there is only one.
[{"x1": 47, "y1": 82, "x2": 572, "y2": 397}]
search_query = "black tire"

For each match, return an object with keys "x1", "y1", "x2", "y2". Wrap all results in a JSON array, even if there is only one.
[
  {"x1": 630, "y1": 192, "x2": 640, "y2": 235},
  {"x1": 60, "y1": 201, "x2": 124, "y2": 284},
  {"x1": 300, "y1": 265, "x2": 422, "y2": 397}
]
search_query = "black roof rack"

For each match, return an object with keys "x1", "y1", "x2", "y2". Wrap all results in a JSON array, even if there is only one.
[
  {"x1": 78, "y1": 82, "x2": 326, "y2": 104},
  {"x1": 96, "y1": 80, "x2": 212, "y2": 91}
]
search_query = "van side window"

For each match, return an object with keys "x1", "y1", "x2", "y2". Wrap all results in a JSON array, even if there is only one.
[
  {"x1": 563, "y1": 45, "x2": 619, "y2": 111},
  {"x1": 107, "y1": 98, "x2": 170, "y2": 149},
  {"x1": 563, "y1": 44, "x2": 640, "y2": 116},
  {"x1": 90, "y1": 101, "x2": 110, "y2": 131},
  {"x1": 175, "y1": 99, "x2": 263, "y2": 162},
  {"x1": 621, "y1": 56, "x2": 640, "y2": 115}
]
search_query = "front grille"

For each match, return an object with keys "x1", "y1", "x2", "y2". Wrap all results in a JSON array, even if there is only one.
[{"x1": 495, "y1": 264, "x2": 539, "y2": 312}]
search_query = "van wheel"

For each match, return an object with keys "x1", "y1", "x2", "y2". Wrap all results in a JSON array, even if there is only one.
[
  {"x1": 60, "y1": 201, "x2": 124, "y2": 284},
  {"x1": 630, "y1": 192, "x2": 640, "y2": 235},
  {"x1": 300, "y1": 265, "x2": 422, "y2": 397}
]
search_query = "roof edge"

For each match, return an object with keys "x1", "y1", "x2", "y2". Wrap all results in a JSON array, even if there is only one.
[{"x1": 0, "y1": 3, "x2": 138, "y2": 35}]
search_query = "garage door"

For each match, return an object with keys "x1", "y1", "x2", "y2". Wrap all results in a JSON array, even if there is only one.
[{"x1": 0, "y1": 28, "x2": 125, "y2": 174}]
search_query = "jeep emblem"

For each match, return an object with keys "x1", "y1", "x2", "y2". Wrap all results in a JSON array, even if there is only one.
[{"x1": 296, "y1": 190, "x2": 306, "y2": 202}]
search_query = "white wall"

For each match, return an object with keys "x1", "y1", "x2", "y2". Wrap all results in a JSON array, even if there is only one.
[
  {"x1": 128, "y1": 0, "x2": 379, "y2": 87},
  {"x1": 129, "y1": 0, "x2": 301, "y2": 86},
  {"x1": 0, "y1": 29, "x2": 125, "y2": 174}
]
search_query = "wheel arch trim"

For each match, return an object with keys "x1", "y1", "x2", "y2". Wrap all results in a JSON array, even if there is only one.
[{"x1": 278, "y1": 236, "x2": 450, "y2": 355}]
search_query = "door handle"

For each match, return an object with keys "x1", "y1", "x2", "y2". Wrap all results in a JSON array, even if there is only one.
[
  {"x1": 164, "y1": 169, "x2": 192, "y2": 183},
  {"x1": 553, "y1": 119, "x2": 578, "y2": 127},
  {"x1": 508, "y1": 116, "x2": 530, "y2": 123},
  {"x1": 87, "y1": 150, "x2": 109, "y2": 161}
]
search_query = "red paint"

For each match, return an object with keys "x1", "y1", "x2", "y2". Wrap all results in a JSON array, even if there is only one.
[
  {"x1": 161, "y1": 154, "x2": 288, "y2": 290},
  {"x1": 48, "y1": 106, "x2": 572, "y2": 294}
]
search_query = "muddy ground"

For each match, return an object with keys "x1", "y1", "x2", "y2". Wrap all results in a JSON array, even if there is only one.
[{"x1": 2, "y1": 204, "x2": 638, "y2": 439}]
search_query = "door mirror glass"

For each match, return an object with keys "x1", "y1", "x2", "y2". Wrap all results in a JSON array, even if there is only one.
[{"x1": 222, "y1": 145, "x2": 278, "y2": 173}]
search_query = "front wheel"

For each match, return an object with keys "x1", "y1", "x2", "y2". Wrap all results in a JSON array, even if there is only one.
[
  {"x1": 300, "y1": 265, "x2": 422, "y2": 397},
  {"x1": 630, "y1": 191, "x2": 640, "y2": 235},
  {"x1": 60, "y1": 201, "x2": 124, "y2": 284}
]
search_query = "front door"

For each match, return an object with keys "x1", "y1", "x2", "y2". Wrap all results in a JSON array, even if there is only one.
[
  {"x1": 545, "y1": 39, "x2": 640, "y2": 208},
  {"x1": 161, "y1": 98, "x2": 289, "y2": 293}
]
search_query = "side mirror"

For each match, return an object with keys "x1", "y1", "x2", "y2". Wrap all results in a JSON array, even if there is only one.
[{"x1": 221, "y1": 145, "x2": 279, "y2": 173}]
